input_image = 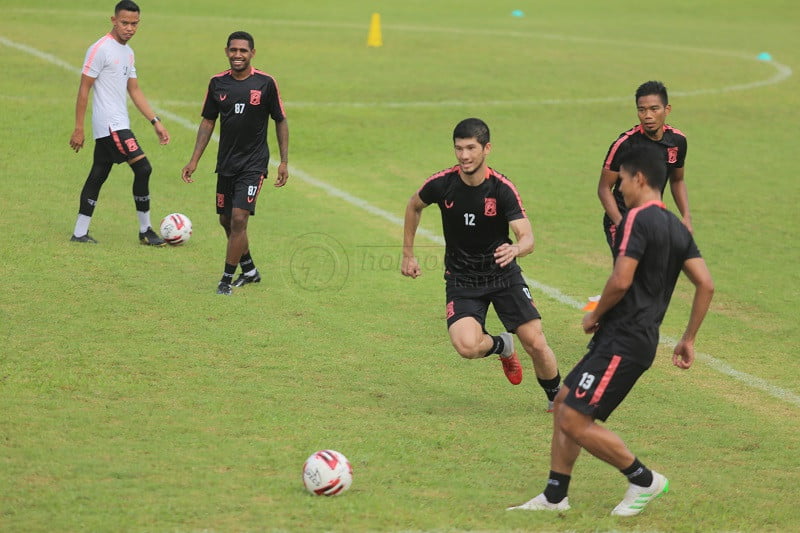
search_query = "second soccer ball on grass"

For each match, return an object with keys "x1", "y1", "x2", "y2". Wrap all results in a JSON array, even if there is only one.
[{"x1": 159, "y1": 213, "x2": 192, "y2": 246}]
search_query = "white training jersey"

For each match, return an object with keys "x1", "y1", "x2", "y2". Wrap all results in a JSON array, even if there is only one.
[{"x1": 82, "y1": 33, "x2": 137, "y2": 139}]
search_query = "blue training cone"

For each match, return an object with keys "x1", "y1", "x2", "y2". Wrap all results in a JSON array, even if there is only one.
[{"x1": 757, "y1": 52, "x2": 772, "y2": 61}]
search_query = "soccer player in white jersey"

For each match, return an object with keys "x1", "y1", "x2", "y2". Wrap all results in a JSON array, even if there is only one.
[{"x1": 69, "y1": 0, "x2": 170, "y2": 245}]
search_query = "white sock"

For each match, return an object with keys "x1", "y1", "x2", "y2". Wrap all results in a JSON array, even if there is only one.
[
  {"x1": 137, "y1": 211, "x2": 151, "y2": 233},
  {"x1": 74, "y1": 214, "x2": 91, "y2": 237}
]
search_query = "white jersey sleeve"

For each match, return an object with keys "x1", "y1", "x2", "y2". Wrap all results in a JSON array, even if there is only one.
[{"x1": 82, "y1": 34, "x2": 137, "y2": 139}]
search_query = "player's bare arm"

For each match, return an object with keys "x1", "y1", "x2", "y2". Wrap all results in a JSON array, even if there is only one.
[
  {"x1": 583, "y1": 255, "x2": 638, "y2": 333},
  {"x1": 181, "y1": 118, "x2": 216, "y2": 183},
  {"x1": 668, "y1": 167, "x2": 693, "y2": 233},
  {"x1": 127, "y1": 78, "x2": 170, "y2": 145},
  {"x1": 401, "y1": 192, "x2": 428, "y2": 278},
  {"x1": 672, "y1": 256, "x2": 714, "y2": 369},
  {"x1": 274, "y1": 118, "x2": 289, "y2": 187},
  {"x1": 495, "y1": 217, "x2": 534, "y2": 268},
  {"x1": 598, "y1": 168, "x2": 623, "y2": 225},
  {"x1": 70, "y1": 74, "x2": 96, "y2": 153}
]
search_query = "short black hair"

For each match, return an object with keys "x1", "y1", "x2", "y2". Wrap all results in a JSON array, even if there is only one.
[
  {"x1": 227, "y1": 31, "x2": 255, "y2": 50},
  {"x1": 115, "y1": 1, "x2": 140, "y2": 14},
  {"x1": 635, "y1": 80, "x2": 669, "y2": 106},
  {"x1": 618, "y1": 143, "x2": 667, "y2": 192},
  {"x1": 453, "y1": 118, "x2": 490, "y2": 146}
]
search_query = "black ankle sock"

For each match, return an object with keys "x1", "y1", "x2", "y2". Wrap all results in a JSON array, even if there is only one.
[
  {"x1": 537, "y1": 372, "x2": 562, "y2": 401},
  {"x1": 621, "y1": 458, "x2": 653, "y2": 487},
  {"x1": 543, "y1": 470, "x2": 571, "y2": 503},
  {"x1": 483, "y1": 335, "x2": 504, "y2": 358},
  {"x1": 221, "y1": 262, "x2": 237, "y2": 284},
  {"x1": 239, "y1": 252, "x2": 256, "y2": 274}
]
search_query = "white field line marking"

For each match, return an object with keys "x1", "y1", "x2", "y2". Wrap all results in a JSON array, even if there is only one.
[
  {"x1": 3, "y1": 35, "x2": 798, "y2": 409},
  {"x1": 9, "y1": 10, "x2": 789, "y2": 110}
]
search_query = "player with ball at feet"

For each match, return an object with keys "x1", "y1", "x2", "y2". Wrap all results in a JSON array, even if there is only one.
[
  {"x1": 181, "y1": 31, "x2": 289, "y2": 295},
  {"x1": 402, "y1": 118, "x2": 561, "y2": 411}
]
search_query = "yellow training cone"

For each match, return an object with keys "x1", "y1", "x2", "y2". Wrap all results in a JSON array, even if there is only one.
[{"x1": 367, "y1": 13, "x2": 383, "y2": 47}]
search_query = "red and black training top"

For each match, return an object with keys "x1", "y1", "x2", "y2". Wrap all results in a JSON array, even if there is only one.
[
  {"x1": 201, "y1": 67, "x2": 286, "y2": 176},
  {"x1": 418, "y1": 166, "x2": 528, "y2": 288},
  {"x1": 592, "y1": 201, "x2": 701, "y2": 367},
  {"x1": 602, "y1": 124, "x2": 687, "y2": 229}
]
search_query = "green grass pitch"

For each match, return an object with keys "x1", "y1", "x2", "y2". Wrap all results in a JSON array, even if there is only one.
[{"x1": 1, "y1": 1, "x2": 799, "y2": 531}]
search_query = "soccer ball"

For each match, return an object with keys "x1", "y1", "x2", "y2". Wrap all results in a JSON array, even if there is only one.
[
  {"x1": 159, "y1": 213, "x2": 192, "y2": 245},
  {"x1": 302, "y1": 449, "x2": 353, "y2": 496}
]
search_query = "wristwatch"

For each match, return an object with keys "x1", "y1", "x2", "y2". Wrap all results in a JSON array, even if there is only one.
[{"x1": 150, "y1": 116, "x2": 161, "y2": 125}]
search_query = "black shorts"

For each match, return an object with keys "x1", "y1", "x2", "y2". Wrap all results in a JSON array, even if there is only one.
[
  {"x1": 602, "y1": 216, "x2": 618, "y2": 251},
  {"x1": 216, "y1": 171, "x2": 265, "y2": 215},
  {"x1": 94, "y1": 129, "x2": 145, "y2": 164},
  {"x1": 562, "y1": 349, "x2": 648, "y2": 422},
  {"x1": 445, "y1": 275, "x2": 542, "y2": 333}
]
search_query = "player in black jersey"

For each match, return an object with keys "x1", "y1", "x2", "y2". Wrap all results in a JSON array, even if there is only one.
[
  {"x1": 509, "y1": 143, "x2": 713, "y2": 516},
  {"x1": 402, "y1": 118, "x2": 561, "y2": 411},
  {"x1": 597, "y1": 81, "x2": 692, "y2": 251},
  {"x1": 181, "y1": 31, "x2": 289, "y2": 295}
]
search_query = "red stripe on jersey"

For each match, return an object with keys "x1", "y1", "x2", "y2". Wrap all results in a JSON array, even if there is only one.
[
  {"x1": 604, "y1": 125, "x2": 642, "y2": 169},
  {"x1": 82, "y1": 33, "x2": 114, "y2": 76},
  {"x1": 589, "y1": 354, "x2": 622, "y2": 405},
  {"x1": 664, "y1": 124, "x2": 685, "y2": 137},
  {"x1": 618, "y1": 200, "x2": 666, "y2": 256},
  {"x1": 253, "y1": 68, "x2": 287, "y2": 118},
  {"x1": 417, "y1": 165, "x2": 459, "y2": 195},
  {"x1": 202, "y1": 70, "x2": 233, "y2": 115},
  {"x1": 490, "y1": 168, "x2": 527, "y2": 218}
]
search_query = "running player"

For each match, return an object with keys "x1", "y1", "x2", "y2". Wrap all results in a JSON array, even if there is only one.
[{"x1": 402, "y1": 118, "x2": 561, "y2": 411}]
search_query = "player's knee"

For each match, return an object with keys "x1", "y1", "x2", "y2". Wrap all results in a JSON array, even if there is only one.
[
  {"x1": 131, "y1": 157, "x2": 152, "y2": 183},
  {"x1": 85, "y1": 162, "x2": 112, "y2": 189},
  {"x1": 556, "y1": 406, "x2": 589, "y2": 441},
  {"x1": 521, "y1": 334, "x2": 549, "y2": 358},
  {"x1": 230, "y1": 212, "x2": 249, "y2": 233},
  {"x1": 450, "y1": 336, "x2": 483, "y2": 359}
]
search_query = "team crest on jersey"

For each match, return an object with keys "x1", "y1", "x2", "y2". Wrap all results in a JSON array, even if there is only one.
[
  {"x1": 250, "y1": 90, "x2": 261, "y2": 105},
  {"x1": 125, "y1": 138, "x2": 139, "y2": 153},
  {"x1": 484, "y1": 197, "x2": 497, "y2": 217},
  {"x1": 667, "y1": 146, "x2": 679, "y2": 164}
]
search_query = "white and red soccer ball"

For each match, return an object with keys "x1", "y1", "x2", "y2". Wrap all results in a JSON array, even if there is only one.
[
  {"x1": 302, "y1": 449, "x2": 353, "y2": 496},
  {"x1": 159, "y1": 213, "x2": 192, "y2": 245}
]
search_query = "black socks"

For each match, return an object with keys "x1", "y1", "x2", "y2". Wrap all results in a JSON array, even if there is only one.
[
  {"x1": 621, "y1": 457, "x2": 654, "y2": 487},
  {"x1": 221, "y1": 262, "x2": 237, "y2": 284},
  {"x1": 483, "y1": 335, "x2": 505, "y2": 358},
  {"x1": 537, "y1": 373, "x2": 562, "y2": 401},
  {"x1": 544, "y1": 470, "x2": 571, "y2": 503}
]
